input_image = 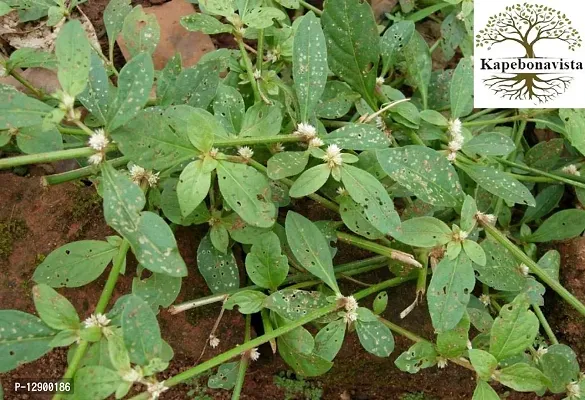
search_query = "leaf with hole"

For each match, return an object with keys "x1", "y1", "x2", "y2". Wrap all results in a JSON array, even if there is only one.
[
  {"x1": 245, "y1": 232, "x2": 289, "y2": 290},
  {"x1": 394, "y1": 341, "x2": 437, "y2": 373},
  {"x1": 265, "y1": 289, "x2": 329, "y2": 321},
  {"x1": 394, "y1": 217, "x2": 452, "y2": 248},
  {"x1": 197, "y1": 234, "x2": 240, "y2": 294},
  {"x1": 224, "y1": 290, "x2": 267, "y2": 314}
]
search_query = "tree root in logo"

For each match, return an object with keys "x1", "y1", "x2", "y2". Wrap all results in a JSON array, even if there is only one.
[{"x1": 483, "y1": 73, "x2": 573, "y2": 103}]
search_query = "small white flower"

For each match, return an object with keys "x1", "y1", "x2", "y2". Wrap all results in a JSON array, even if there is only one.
[
  {"x1": 447, "y1": 151, "x2": 457, "y2": 162},
  {"x1": 375, "y1": 116, "x2": 386, "y2": 130},
  {"x1": 453, "y1": 230, "x2": 468, "y2": 242},
  {"x1": 294, "y1": 122, "x2": 317, "y2": 139},
  {"x1": 209, "y1": 147, "x2": 219, "y2": 158},
  {"x1": 88, "y1": 129, "x2": 110, "y2": 151},
  {"x1": 533, "y1": 345, "x2": 548, "y2": 363},
  {"x1": 83, "y1": 313, "x2": 110, "y2": 329},
  {"x1": 308, "y1": 137, "x2": 324, "y2": 148},
  {"x1": 253, "y1": 69, "x2": 262, "y2": 80},
  {"x1": 479, "y1": 294, "x2": 491, "y2": 306},
  {"x1": 61, "y1": 92, "x2": 75, "y2": 110},
  {"x1": 448, "y1": 118, "x2": 463, "y2": 137},
  {"x1": 129, "y1": 164, "x2": 146, "y2": 180},
  {"x1": 274, "y1": 142, "x2": 285, "y2": 152},
  {"x1": 238, "y1": 146, "x2": 254, "y2": 160},
  {"x1": 122, "y1": 367, "x2": 143, "y2": 383},
  {"x1": 147, "y1": 171, "x2": 160, "y2": 187},
  {"x1": 343, "y1": 310, "x2": 358, "y2": 324},
  {"x1": 345, "y1": 296, "x2": 358, "y2": 312},
  {"x1": 519, "y1": 263, "x2": 530, "y2": 276},
  {"x1": 322, "y1": 144, "x2": 343, "y2": 168},
  {"x1": 249, "y1": 347, "x2": 260, "y2": 361},
  {"x1": 336, "y1": 186, "x2": 348, "y2": 196},
  {"x1": 566, "y1": 381, "x2": 581, "y2": 399},
  {"x1": 88, "y1": 153, "x2": 104, "y2": 165},
  {"x1": 209, "y1": 334, "x2": 220, "y2": 348},
  {"x1": 376, "y1": 76, "x2": 385, "y2": 86},
  {"x1": 266, "y1": 49, "x2": 278, "y2": 63},
  {"x1": 437, "y1": 357, "x2": 448, "y2": 369},
  {"x1": 147, "y1": 381, "x2": 168, "y2": 400},
  {"x1": 456, "y1": 11, "x2": 465, "y2": 21},
  {"x1": 475, "y1": 211, "x2": 497, "y2": 226},
  {"x1": 562, "y1": 164, "x2": 581, "y2": 176}
]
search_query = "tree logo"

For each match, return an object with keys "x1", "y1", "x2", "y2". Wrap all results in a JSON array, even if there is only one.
[{"x1": 474, "y1": 1, "x2": 585, "y2": 108}]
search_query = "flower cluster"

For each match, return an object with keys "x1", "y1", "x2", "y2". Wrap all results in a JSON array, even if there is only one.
[
  {"x1": 322, "y1": 144, "x2": 343, "y2": 169},
  {"x1": 146, "y1": 381, "x2": 168, "y2": 400},
  {"x1": 83, "y1": 313, "x2": 110, "y2": 329},
  {"x1": 293, "y1": 122, "x2": 317, "y2": 139},
  {"x1": 88, "y1": 129, "x2": 110, "y2": 165},
  {"x1": 209, "y1": 334, "x2": 220, "y2": 349},
  {"x1": 130, "y1": 164, "x2": 159, "y2": 187},
  {"x1": 337, "y1": 294, "x2": 359, "y2": 325},
  {"x1": 238, "y1": 146, "x2": 254, "y2": 160},
  {"x1": 474, "y1": 211, "x2": 497, "y2": 226},
  {"x1": 562, "y1": 164, "x2": 581, "y2": 176},
  {"x1": 446, "y1": 118, "x2": 463, "y2": 162},
  {"x1": 121, "y1": 367, "x2": 143, "y2": 383}
]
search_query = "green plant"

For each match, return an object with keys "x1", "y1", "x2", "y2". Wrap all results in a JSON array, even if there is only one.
[
  {"x1": 1, "y1": 0, "x2": 585, "y2": 399},
  {"x1": 274, "y1": 371, "x2": 323, "y2": 400}
]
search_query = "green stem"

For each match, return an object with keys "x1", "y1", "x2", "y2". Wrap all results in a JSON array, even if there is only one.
[
  {"x1": 215, "y1": 135, "x2": 303, "y2": 147},
  {"x1": 483, "y1": 224, "x2": 585, "y2": 318},
  {"x1": 533, "y1": 305, "x2": 559, "y2": 345},
  {"x1": 9, "y1": 68, "x2": 45, "y2": 98},
  {"x1": 506, "y1": 173, "x2": 556, "y2": 183},
  {"x1": 493, "y1": 158, "x2": 585, "y2": 190},
  {"x1": 237, "y1": 38, "x2": 261, "y2": 103},
  {"x1": 42, "y1": 156, "x2": 130, "y2": 186},
  {"x1": 73, "y1": 120, "x2": 97, "y2": 136},
  {"x1": 58, "y1": 126, "x2": 91, "y2": 136},
  {"x1": 405, "y1": 2, "x2": 451, "y2": 22},
  {"x1": 256, "y1": 30, "x2": 265, "y2": 73},
  {"x1": 462, "y1": 110, "x2": 552, "y2": 127},
  {"x1": 299, "y1": 0, "x2": 322, "y2": 15},
  {"x1": 0, "y1": 147, "x2": 102, "y2": 170},
  {"x1": 231, "y1": 315, "x2": 251, "y2": 400},
  {"x1": 53, "y1": 240, "x2": 130, "y2": 400},
  {"x1": 463, "y1": 108, "x2": 498, "y2": 122},
  {"x1": 429, "y1": 39, "x2": 441, "y2": 54}
]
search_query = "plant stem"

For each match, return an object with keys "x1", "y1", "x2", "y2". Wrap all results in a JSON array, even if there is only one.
[
  {"x1": 42, "y1": 156, "x2": 130, "y2": 186},
  {"x1": 53, "y1": 240, "x2": 130, "y2": 400},
  {"x1": 73, "y1": 120, "x2": 97, "y2": 136},
  {"x1": 58, "y1": 125, "x2": 92, "y2": 136},
  {"x1": 256, "y1": 30, "x2": 265, "y2": 73},
  {"x1": 9, "y1": 68, "x2": 45, "y2": 98},
  {"x1": 533, "y1": 305, "x2": 559, "y2": 345},
  {"x1": 299, "y1": 0, "x2": 322, "y2": 15},
  {"x1": 231, "y1": 315, "x2": 251, "y2": 400},
  {"x1": 461, "y1": 110, "x2": 552, "y2": 128},
  {"x1": 0, "y1": 147, "x2": 101, "y2": 170},
  {"x1": 236, "y1": 38, "x2": 261, "y2": 103},
  {"x1": 505, "y1": 173, "x2": 556, "y2": 183},
  {"x1": 493, "y1": 158, "x2": 585, "y2": 190},
  {"x1": 215, "y1": 135, "x2": 303, "y2": 147},
  {"x1": 463, "y1": 108, "x2": 498, "y2": 122},
  {"x1": 483, "y1": 223, "x2": 585, "y2": 318}
]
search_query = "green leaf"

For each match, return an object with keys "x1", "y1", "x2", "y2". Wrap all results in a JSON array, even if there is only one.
[
  {"x1": 245, "y1": 232, "x2": 289, "y2": 290},
  {"x1": 32, "y1": 284, "x2": 79, "y2": 330},
  {"x1": 0, "y1": 311, "x2": 56, "y2": 373},
  {"x1": 373, "y1": 292, "x2": 388, "y2": 315},
  {"x1": 78, "y1": 54, "x2": 110, "y2": 125},
  {"x1": 394, "y1": 341, "x2": 437, "y2": 373},
  {"x1": 460, "y1": 164, "x2": 535, "y2": 207},
  {"x1": 420, "y1": 109, "x2": 448, "y2": 127},
  {"x1": 489, "y1": 294, "x2": 539, "y2": 361},
  {"x1": 496, "y1": 363, "x2": 550, "y2": 392},
  {"x1": 540, "y1": 344, "x2": 580, "y2": 393},
  {"x1": 525, "y1": 210, "x2": 585, "y2": 242},
  {"x1": 0, "y1": 85, "x2": 53, "y2": 130},
  {"x1": 293, "y1": 11, "x2": 327, "y2": 123},
  {"x1": 217, "y1": 161, "x2": 276, "y2": 228},
  {"x1": 314, "y1": 319, "x2": 346, "y2": 361},
  {"x1": 213, "y1": 84, "x2": 245, "y2": 134},
  {"x1": 450, "y1": 57, "x2": 473, "y2": 118},
  {"x1": 104, "y1": 0, "x2": 132, "y2": 53},
  {"x1": 107, "y1": 53, "x2": 154, "y2": 131},
  {"x1": 377, "y1": 146, "x2": 464, "y2": 206},
  {"x1": 161, "y1": 60, "x2": 220, "y2": 108},
  {"x1": 355, "y1": 318, "x2": 394, "y2": 357},
  {"x1": 463, "y1": 240, "x2": 486, "y2": 266},
  {"x1": 289, "y1": 164, "x2": 330, "y2": 198},
  {"x1": 242, "y1": 6, "x2": 286, "y2": 29},
  {"x1": 427, "y1": 253, "x2": 475, "y2": 332},
  {"x1": 120, "y1": 295, "x2": 163, "y2": 365},
  {"x1": 537, "y1": 250, "x2": 560, "y2": 282},
  {"x1": 157, "y1": 53, "x2": 182, "y2": 101},
  {"x1": 6, "y1": 48, "x2": 57, "y2": 72},
  {"x1": 165, "y1": 106, "x2": 225, "y2": 152},
  {"x1": 181, "y1": 13, "x2": 232, "y2": 34},
  {"x1": 324, "y1": 124, "x2": 390, "y2": 150},
  {"x1": 403, "y1": 31, "x2": 431, "y2": 109},
  {"x1": 55, "y1": 20, "x2": 91, "y2": 97},
  {"x1": 436, "y1": 312, "x2": 469, "y2": 358},
  {"x1": 121, "y1": 5, "x2": 160, "y2": 58},
  {"x1": 199, "y1": 0, "x2": 235, "y2": 17},
  {"x1": 339, "y1": 195, "x2": 384, "y2": 240},
  {"x1": 316, "y1": 81, "x2": 360, "y2": 119},
  {"x1": 267, "y1": 151, "x2": 309, "y2": 180},
  {"x1": 380, "y1": 20, "x2": 415, "y2": 71},
  {"x1": 224, "y1": 290, "x2": 267, "y2": 314},
  {"x1": 460, "y1": 195, "x2": 478, "y2": 232},
  {"x1": 468, "y1": 349, "x2": 498, "y2": 381},
  {"x1": 341, "y1": 164, "x2": 400, "y2": 236},
  {"x1": 559, "y1": 109, "x2": 585, "y2": 156},
  {"x1": 239, "y1": 102, "x2": 283, "y2": 137},
  {"x1": 394, "y1": 217, "x2": 452, "y2": 248},
  {"x1": 265, "y1": 289, "x2": 329, "y2": 321},
  {"x1": 33, "y1": 240, "x2": 118, "y2": 288},
  {"x1": 524, "y1": 138, "x2": 564, "y2": 170},
  {"x1": 16, "y1": 125, "x2": 62, "y2": 154},
  {"x1": 197, "y1": 234, "x2": 240, "y2": 293},
  {"x1": 132, "y1": 272, "x2": 182, "y2": 310},
  {"x1": 472, "y1": 381, "x2": 500, "y2": 400},
  {"x1": 107, "y1": 331, "x2": 130, "y2": 372},
  {"x1": 74, "y1": 366, "x2": 121, "y2": 400},
  {"x1": 112, "y1": 109, "x2": 196, "y2": 170},
  {"x1": 463, "y1": 133, "x2": 515, "y2": 157},
  {"x1": 208, "y1": 362, "x2": 239, "y2": 389},
  {"x1": 0, "y1": 2, "x2": 12, "y2": 16},
  {"x1": 476, "y1": 239, "x2": 526, "y2": 291},
  {"x1": 280, "y1": 323, "x2": 315, "y2": 354},
  {"x1": 322, "y1": 0, "x2": 379, "y2": 107},
  {"x1": 210, "y1": 223, "x2": 229, "y2": 253},
  {"x1": 285, "y1": 212, "x2": 339, "y2": 293},
  {"x1": 522, "y1": 185, "x2": 563, "y2": 224},
  {"x1": 177, "y1": 160, "x2": 212, "y2": 217},
  {"x1": 161, "y1": 180, "x2": 210, "y2": 226}
]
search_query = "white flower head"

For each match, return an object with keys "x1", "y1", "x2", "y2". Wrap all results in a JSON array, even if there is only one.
[
  {"x1": 448, "y1": 118, "x2": 463, "y2": 138},
  {"x1": 273, "y1": 142, "x2": 285, "y2": 153},
  {"x1": 322, "y1": 144, "x2": 343, "y2": 168},
  {"x1": 345, "y1": 296, "x2": 358, "y2": 312},
  {"x1": 122, "y1": 367, "x2": 143, "y2": 383},
  {"x1": 253, "y1": 69, "x2": 262, "y2": 80},
  {"x1": 266, "y1": 49, "x2": 278, "y2": 63},
  {"x1": 437, "y1": 357, "x2": 448, "y2": 369},
  {"x1": 209, "y1": 334, "x2": 220, "y2": 349},
  {"x1": 343, "y1": 310, "x2": 358, "y2": 325},
  {"x1": 336, "y1": 186, "x2": 348, "y2": 196},
  {"x1": 519, "y1": 263, "x2": 530, "y2": 276},
  {"x1": 376, "y1": 76, "x2": 385, "y2": 86},
  {"x1": 566, "y1": 381, "x2": 581, "y2": 399},
  {"x1": 83, "y1": 313, "x2": 110, "y2": 329},
  {"x1": 147, "y1": 171, "x2": 160, "y2": 187},
  {"x1": 294, "y1": 122, "x2": 317, "y2": 139},
  {"x1": 308, "y1": 137, "x2": 324, "y2": 148},
  {"x1": 456, "y1": 11, "x2": 465, "y2": 21},
  {"x1": 562, "y1": 164, "x2": 581, "y2": 176},
  {"x1": 147, "y1": 381, "x2": 168, "y2": 400},
  {"x1": 88, "y1": 129, "x2": 110, "y2": 151},
  {"x1": 61, "y1": 92, "x2": 75, "y2": 110},
  {"x1": 533, "y1": 345, "x2": 548, "y2": 363},
  {"x1": 375, "y1": 116, "x2": 386, "y2": 130},
  {"x1": 447, "y1": 151, "x2": 457, "y2": 162},
  {"x1": 238, "y1": 146, "x2": 254, "y2": 160},
  {"x1": 248, "y1": 347, "x2": 260, "y2": 361},
  {"x1": 475, "y1": 211, "x2": 497, "y2": 226},
  {"x1": 453, "y1": 229, "x2": 468, "y2": 242},
  {"x1": 479, "y1": 294, "x2": 491, "y2": 306},
  {"x1": 130, "y1": 165, "x2": 159, "y2": 187},
  {"x1": 209, "y1": 147, "x2": 219, "y2": 158},
  {"x1": 88, "y1": 152, "x2": 104, "y2": 165}
]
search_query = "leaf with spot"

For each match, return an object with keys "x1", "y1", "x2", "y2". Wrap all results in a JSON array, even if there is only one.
[
  {"x1": 199, "y1": 0, "x2": 235, "y2": 17},
  {"x1": 112, "y1": 109, "x2": 197, "y2": 170},
  {"x1": 373, "y1": 292, "x2": 388, "y2": 315},
  {"x1": 341, "y1": 164, "x2": 400, "y2": 236},
  {"x1": 314, "y1": 319, "x2": 346, "y2": 361},
  {"x1": 239, "y1": 102, "x2": 283, "y2": 137},
  {"x1": 525, "y1": 210, "x2": 585, "y2": 243},
  {"x1": 322, "y1": 0, "x2": 379, "y2": 108},
  {"x1": 380, "y1": 20, "x2": 415, "y2": 71},
  {"x1": 459, "y1": 164, "x2": 535, "y2": 207},
  {"x1": 285, "y1": 212, "x2": 339, "y2": 293},
  {"x1": 210, "y1": 223, "x2": 229, "y2": 253},
  {"x1": 472, "y1": 381, "x2": 500, "y2": 400},
  {"x1": 224, "y1": 290, "x2": 267, "y2": 314},
  {"x1": 394, "y1": 341, "x2": 437, "y2": 373},
  {"x1": 477, "y1": 239, "x2": 528, "y2": 291},
  {"x1": 377, "y1": 146, "x2": 464, "y2": 207},
  {"x1": 559, "y1": 109, "x2": 585, "y2": 156},
  {"x1": 265, "y1": 289, "x2": 329, "y2": 321},
  {"x1": 161, "y1": 60, "x2": 220, "y2": 108},
  {"x1": 107, "y1": 53, "x2": 154, "y2": 132},
  {"x1": 55, "y1": 20, "x2": 91, "y2": 97},
  {"x1": 316, "y1": 81, "x2": 360, "y2": 119},
  {"x1": 540, "y1": 344, "x2": 580, "y2": 393},
  {"x1": 74, "y1": 366, "x2": 121, "y2": 400},
  {"x1": 450, "y1": 57, "x2": 473, "y2": 118},
  {"x1": 469, "y1": 349, "x2": 498, "y2": 381},
  {"x1": 463, "y1": 133, "x2": 516, "y2": 157},
  {"x1": 537, "y1": 250, "x2": 560, "y2": 282},
  {"x1": 213, "y1": 84, "x2": 245, "y2": 134},
  {"x1": 289, "y1": 164, "x2": 331, "y2": 198},
  {"x1": 16, "y1": 125, "x2": 62, "y2": 154},
  {"x1": 427, "y1": 253, "x2": 475, "y2": 333},
  {"x1": 278, "y1": 335, "x2": 333, "y2": 377},
  {"x1": 267, "y1": 151, "x2": 309, "y2": 180},
  {"x1": 436, "y1": 312, "x2": 469, "y2": 358},
  {"x1": 394, "y1": 217, "x2": 452, "y2": 248},
  {"x1": 521, "y1": 185, "x2": 563, "y2": 224},
  {"x1": 339, "y1": 195, "x2": 384, "y2": 240},
  {"x1": 524, "y1": 138, "x2": 564, "y2": 170},
  {"x1": 132, "y1": 272, "x2": 182, "y2": 311},
  {"x1": 6, "y1": 48, "x2": 57, "y2": 72},
  {"x1": 355, "y1": 318, "x2": 394, "y2": 357},
  {"x1": 0, "y1": 85, "x2": 53, "y2": 129},
  {"x1": 197, "y1": 234, "x2": 240, "y2": 293},
  {"x1": 180, "y1": 13, "x2": 233, "y2": 34},
  {"x1": 489, "y1": 294, "x2": 539, "y2": 361},
  {"x1": 293, "y1": 11, "x2": 327, "y2": 123},
  {"x1": 177, "y1": 160, "x2": 212, "y2": 218},
  {"x1": 120, "y1": 5, "x2": 160, "y2": 58},
  {"x1": 78, "y1": 53, "x2": 110, "y2": 125},
  {"x1": 403, "y1": 31, "x2": 431, "y2": 109},
  {"x1": 462, "y1": 239, "x2": 486, "y2": 266},
  {"x1": 324, "y1": 124, "x2": 390, "y2": 150},
  {"x1": 245, "y1": 232, "x2": 289, "y2": 290},
  {"x1": 217, "y1": 161, "x2": 276, "y2": 228},
  {"x1": 32, "y1": 284, "x2": 79, "y2": 331},
  {"x1": 497, "y1": 363, "x2": 550, "y2": 393},
  {"x1": 33, "y1": 240, "x2": 118, "y2": 288},
  {"x1": 104, "y1": 0, "x2": 132, "y2": 54},
  {"x1": 242, "y1": 6, "x2": 286, "y2": 29},
  {"x1": 208, "y1": 362, "x2": 239, "y2": 389},
  {"x1": 0, "y1": 311, "x2": 56, "y2": 373},
  {"x1": 160, "y1": 178, "x2": 211, "y2": 226}
]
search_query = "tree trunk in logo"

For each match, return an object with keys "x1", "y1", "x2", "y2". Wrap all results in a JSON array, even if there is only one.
[{"x1": 484, "y1": 73, "x2": 573, "y2": 103}]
